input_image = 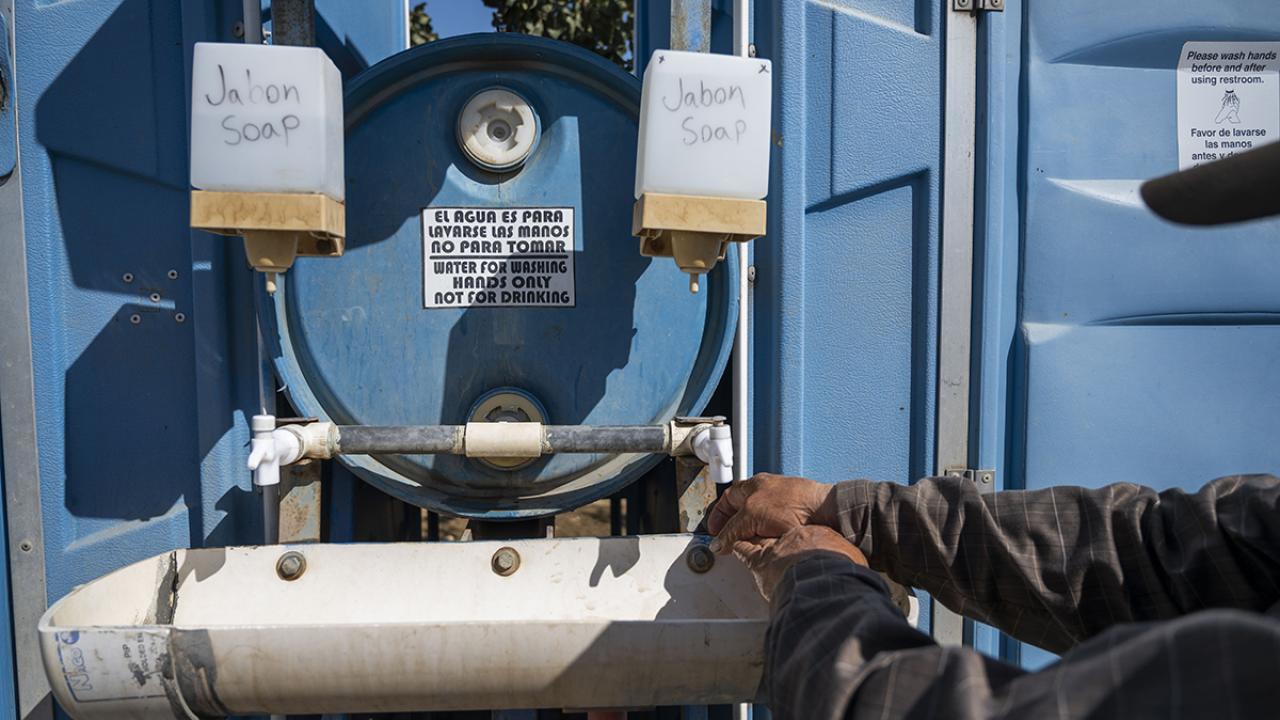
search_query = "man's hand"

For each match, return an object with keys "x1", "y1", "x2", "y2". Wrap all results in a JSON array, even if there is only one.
[
  {"x1": 731, "y1": 526, "x2": 868, "y2": 601},
  {"x1": 708, "y1": 473, "x2": 837, "y2": 553}
]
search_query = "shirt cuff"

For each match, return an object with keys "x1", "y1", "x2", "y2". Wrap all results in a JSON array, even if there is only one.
[{"x1": 835, "y1": 479, "x2": 876, "y2": 557}]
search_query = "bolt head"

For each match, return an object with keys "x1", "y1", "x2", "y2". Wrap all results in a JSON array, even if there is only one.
[
  {"x1": 492, "y1": 547, "x2": 521, "y2": 576},
  {"x1": 686, "y1": 545, "x2": 716, "y2": 574},
  {"x1": 276, "y1": 551, "x2": 307, "y2": 581}
]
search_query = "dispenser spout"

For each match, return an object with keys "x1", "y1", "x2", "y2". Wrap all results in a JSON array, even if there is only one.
[{"x1": 691, "y1": 423, "x2": 734, "y2": 485}]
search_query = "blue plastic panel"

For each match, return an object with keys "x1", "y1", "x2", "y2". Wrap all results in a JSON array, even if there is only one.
[
  {"x1": 756, "y1": 0, "x2": 940, "y2": 487},
  {"x1": 12, "y1": 0, "x2": 406, "y2": 611},
  {"x1": 982, "y1": 0, "x2": 1280, "y2": 667}
]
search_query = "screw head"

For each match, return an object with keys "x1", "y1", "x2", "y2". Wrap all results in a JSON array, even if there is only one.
[
  {"x1": 122, "y1": 273, "x2": 134, "y2": 283},
  {"x1": 18, "y1": 540, "x2": 33, "y2": 553},
  {"x1": 129, "y1": 314, "x2": 142, "y2": 325},
  {"x1": 174, "y1": 312, "x2": 186, "y2": 323},
  {"x1": 149, "y1": 292, "x2": 162, "y2": 303},
  {"x1": 167, "y1": 269, "x2": 179, "y2": 280},
  {"x1": 232, "y1": 20, "x2": 245, "y2": 38},
  {"x1": 747, "y1": 265, "x2": 758, "y2": 285},
  {"x1": 276, "y1": 551, "x2": 307, "y2": 581},
  {"x1": 686, "y1": 544, "x2": 716, "y2": 574},
  {"x1": 491, "y1": 547, "x2": 521, "y2": 576}
]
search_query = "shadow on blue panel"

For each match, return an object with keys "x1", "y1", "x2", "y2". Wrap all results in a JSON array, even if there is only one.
[{"x1": 35, "y1": 0, "x2": 257, "y2": 547}]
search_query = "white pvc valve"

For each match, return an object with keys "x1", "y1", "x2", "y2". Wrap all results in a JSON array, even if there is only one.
[
  {"x1": 691, "y1": 424, "x2": 734, "y2": 485},
  {"x1": 247, "y1": 415, "x2": 303, "y2": 487},
  {"x1": 457, "y1": 88, "x2": 539, "y2": 171}
]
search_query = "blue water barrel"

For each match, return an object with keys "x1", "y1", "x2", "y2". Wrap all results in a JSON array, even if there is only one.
[{"x1": 263, "y1": 35, "x2": 738, "y2": 518}]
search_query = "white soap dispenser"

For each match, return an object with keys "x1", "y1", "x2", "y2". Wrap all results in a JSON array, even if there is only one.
[
  {"x1": 188, "y1": 42, "x2": 346, "y2": 293},
  {"x1": 633, "y1": 50, "x2": 773, "y2": 292}
]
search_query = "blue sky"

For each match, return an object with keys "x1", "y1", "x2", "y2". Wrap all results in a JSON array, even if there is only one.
[{"x1": 423, "y1": 0, "x2": 496, "y2": 38}]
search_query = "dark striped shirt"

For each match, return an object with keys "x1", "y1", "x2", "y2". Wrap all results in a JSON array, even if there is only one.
[{"x1": 763, "y1": 475, "x2": 1280, "y2": 719}]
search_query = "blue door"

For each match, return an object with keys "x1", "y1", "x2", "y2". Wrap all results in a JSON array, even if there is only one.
[
  {"x1": 976, "y1": 0, "x2": 1280, "y2": 666},
  {"x1": 756, "y1": 0, "x2": 945, "y2": 633}
]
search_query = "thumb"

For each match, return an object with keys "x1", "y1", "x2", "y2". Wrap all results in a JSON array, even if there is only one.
[{"x1": 710, "y1": 511, "x2": 756, "y2": 554}]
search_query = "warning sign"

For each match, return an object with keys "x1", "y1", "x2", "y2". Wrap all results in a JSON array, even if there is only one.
[
  {"x1": 422, "y1": 207, "x2": 575, "y2": 308},
  {"x1": 1177, "y1": 41, "x2": 1280, "y2": 170}
]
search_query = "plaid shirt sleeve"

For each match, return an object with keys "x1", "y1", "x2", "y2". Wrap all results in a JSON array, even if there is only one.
[
  {"x1": 834, "y1": 474, "x2": 1280, "y2": 652},
  {"x1": 764, "y1": 554, "x2": 1280, "y2": 720}
]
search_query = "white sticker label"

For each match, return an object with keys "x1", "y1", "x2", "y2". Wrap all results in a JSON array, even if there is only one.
[
  {"x1": 422, "y1": 207, "x2": 575, "y2": 308},
  {"x1": 54, "y1": 629, "x2": 170, "y2": 703},
  {"x1": 1177, "y1": 42, "x2": 1280, "y2": 170}
]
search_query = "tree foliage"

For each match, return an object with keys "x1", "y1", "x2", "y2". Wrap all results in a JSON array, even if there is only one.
[
  {"x1": 411, "y1": 1, "x2": 634, "y2": 71},
  {"x1": 483, "y1": 0, "x2": 633, "y2": 71},
  {"x1": 409, "y1": 3, "x2": 438, "y2": 46}
]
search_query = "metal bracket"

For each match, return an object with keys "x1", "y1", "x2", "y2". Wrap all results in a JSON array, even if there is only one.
[
  {"x1": 953, "y1": 0, "x2": 1004, "y2": 12},
  {"x1": 944, "y1": 466, "x2": 996, "y2": 491}
]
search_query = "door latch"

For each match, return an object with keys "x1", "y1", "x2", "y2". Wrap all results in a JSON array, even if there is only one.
[
  {"x1": 944, "y1": 466, "x2": 996, "y2": 491},
  {"x1": 953, "y1": 0, "x2": 1004, "y2": 12}
]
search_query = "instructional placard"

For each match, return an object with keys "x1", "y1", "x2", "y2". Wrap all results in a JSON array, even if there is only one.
[
  {"x1": 1177, "y1": 42, "x2": 1280, "y2": 170},
  {"x1": 422, "y1": 207, "x2": 575, "y2": 308}
]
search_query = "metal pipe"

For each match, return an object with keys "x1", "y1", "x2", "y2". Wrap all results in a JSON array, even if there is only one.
[
  {"x1": 335, "y1": 425, "x2": 464, "y2": 454},
  {"x1": 241, "y1": 0, "x2": 261, "y2": 44},
  {"x1": 261, "y1": 483, "x2": 280, "y2": 544},
  {"x1": 543, "y1": 425, "x2": 668, "y2": 454},
  {"x1": 731, "y1": 0, "x2": 751, "y2": 481},
  {"x1": 732, "y1": 6, "x2": 752, "y2": 720},
  {"x1": 243, "y1": 0, "x2": 276, "y2": 557},
  {"x1": 332, "y1": 425, "x2": 671, "y2": 456}
]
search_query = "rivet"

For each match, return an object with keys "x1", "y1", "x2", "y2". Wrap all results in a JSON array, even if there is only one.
[
  {"x1": 149, "y1": 292, "x2": 162, "y2": 303},
  {"x1": 174, "y1": 312, "x2": 186, "y2": 323},
  {"x1": 18, "y1": 540, "x2": 33, "y2": 553},
  {"x1": 167, "y1": 269, "x2": 179, "y2": 280},
  {"x1": 276, "y1": 551, "x2": 307, "y2": 581},
  {"x1": 122, "y1": 273, "x2": 134, "y2": 283},
  {"x1": 747, "y1": 265, "x2": 758, "y2": 285},
  {"x1": 491, "y1": 547, "x2": 521, "y2": 576},
  {"x1": 129, "y1": 314, "x2": 142, "y2": 325},
  {"x1": 232, "y1": 20, "x2": 245, "y2": 38},
  {"x1": 686, "y1": 544, "x2": 715, "y2": 574}
]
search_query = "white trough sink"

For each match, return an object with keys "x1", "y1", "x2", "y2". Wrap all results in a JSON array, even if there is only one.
[{"x1": 39, "y1": 535, "x2": 768, "y2": 718}]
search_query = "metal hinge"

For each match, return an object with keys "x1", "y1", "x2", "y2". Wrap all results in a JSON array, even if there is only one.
[
  {"x1": 953, "y1": 0, "x2": 1004, "y2": 12},
  {"x1": 944, "y1": 466, "x2": 996, "y2": 490}
]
